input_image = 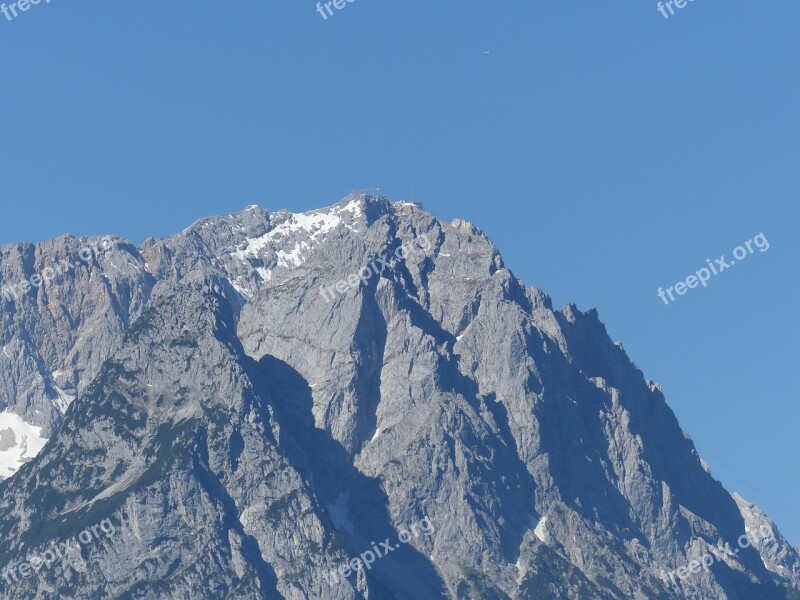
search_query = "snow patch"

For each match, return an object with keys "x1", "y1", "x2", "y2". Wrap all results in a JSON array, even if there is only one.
[
  {"x1": 534, "y1": 516, "x2": 549, "y2": 543},
  {"x1": 230, "y1": 200, "x2": 362, "y2": 264},
  {"x1": 275, "y1": 245, "x2": 305, "y2": 269},
  {"x1": 232, "y1": 211, "x2": 341, "y2": 261},
  {"x1": 51, "y1": 381, "x2": 76, "y2": 414},
  {"x1": 230, "y1": 279, "x2": 253, "y2": 298},
  {"x1": 0, "y1": 411, "x2": 48, "y2": 479}
]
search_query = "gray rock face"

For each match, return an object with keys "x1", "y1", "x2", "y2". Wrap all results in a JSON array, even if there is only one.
[
  {"x1": 0, "y1": 195, "x2": 797, "y2": 599},
  {"x1": 734, "y1": 493, "x2": 800, "y2": 585},
  {"x1": 0, "y1": 236, "x2": 154, "y2": 475}
]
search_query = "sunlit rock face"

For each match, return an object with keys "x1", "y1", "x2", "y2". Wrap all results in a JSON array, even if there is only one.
[{"x1": 0, "y1": 195, "x2": 796, "y2": 599}]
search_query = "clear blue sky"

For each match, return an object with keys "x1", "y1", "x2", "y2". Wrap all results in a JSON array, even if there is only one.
[{"x1": 1, "y1": 1, "x2": 798, "y2": 543}]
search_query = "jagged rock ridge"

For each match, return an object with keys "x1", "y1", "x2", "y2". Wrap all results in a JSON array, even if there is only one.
[{"x1": 0, "y1": 195, "x2": 797, "y2": 599}]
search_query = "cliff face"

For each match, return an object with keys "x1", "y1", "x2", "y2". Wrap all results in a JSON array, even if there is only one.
[{"x1": 0, "y1": 195, "x2": 796, "y2": 599}]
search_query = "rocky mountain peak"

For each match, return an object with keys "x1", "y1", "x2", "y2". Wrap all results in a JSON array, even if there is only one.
[{"x1": 0, "y1": 197, "x2": 796, "y2": 599}]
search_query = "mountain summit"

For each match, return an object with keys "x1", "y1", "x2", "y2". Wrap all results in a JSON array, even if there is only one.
[{"x1": 0, "y1": 195, "x2": 796, "y2": 599}]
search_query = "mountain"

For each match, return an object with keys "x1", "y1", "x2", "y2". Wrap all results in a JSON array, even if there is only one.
[{"x1": 0, "y1": 194, "x2": 797, "y2": 599}]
